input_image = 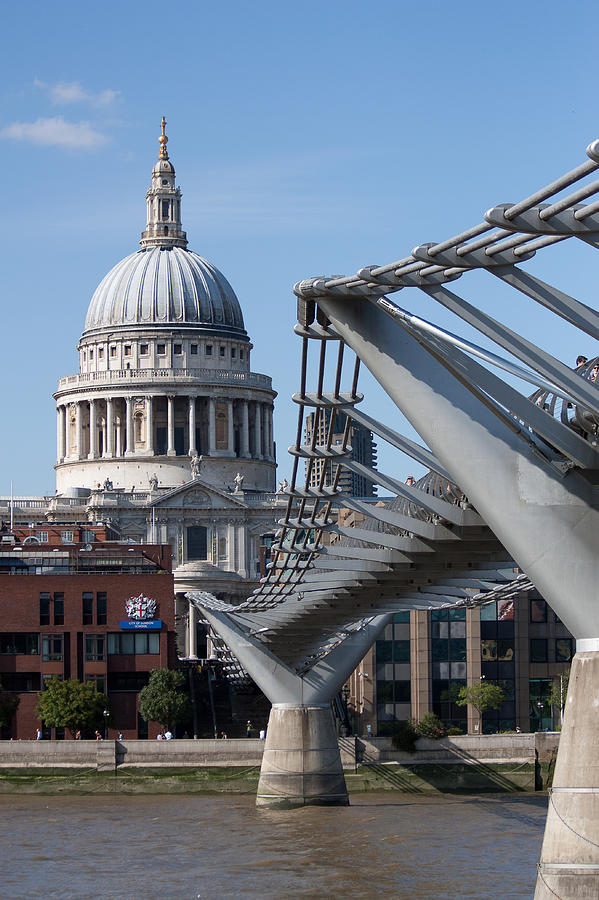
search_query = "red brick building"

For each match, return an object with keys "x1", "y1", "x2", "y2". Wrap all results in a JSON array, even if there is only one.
[{"x1": 0, "y1": 541, "x2": 176, "y2": 739}]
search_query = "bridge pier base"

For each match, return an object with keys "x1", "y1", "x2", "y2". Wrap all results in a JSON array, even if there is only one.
[
  {"x1": 535, "y1": 650, "x2": 599, "y2": 898},
  {"x1": 256, "y1": 705, "x2": 349, "y2": 808}
]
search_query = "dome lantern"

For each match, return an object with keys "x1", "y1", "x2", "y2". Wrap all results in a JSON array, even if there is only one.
[{"x1": 140, "y1": 117, "x2": 188, "y2": 250}]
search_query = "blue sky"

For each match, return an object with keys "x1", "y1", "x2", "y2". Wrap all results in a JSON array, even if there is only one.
[{"x1": 1, "y1": 0, "x2": 598, "y2": 495}]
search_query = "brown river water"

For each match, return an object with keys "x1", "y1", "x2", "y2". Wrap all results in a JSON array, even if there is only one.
[{"x1": 0, "y1": 793, "x2": 547, "y2": 899}]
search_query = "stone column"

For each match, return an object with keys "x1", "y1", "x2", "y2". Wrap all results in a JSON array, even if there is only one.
[
  {"x1": 57, "y1": 406, "x2": 66, "y2": 462},
  {"x1": 188, "y1": 601, "x2": 198, "y2": 659},
  {"x1": 115, "y1": 415, "x2": 122, "y2": 457},
  {"x1": 88, "y1": 400, "x2": 97, "y2": 459},
  {"x1": 535, "y1": 649, "x2": 599, "y2": 898},
  {"x1": 227, "y1": 400, "x2": 235, "y2": 454},
  {"x1": 241, "y1": 400, "x2": 250, "y2": 457},
  {"x1": 188, "y1": 396, "x2": 197, "y2": 455},
  {"x1": 105, "y1": 398, "x2": 114, "y2": 458},
  {"x1": 254, "y1": 402, "x2": 262, "y2": 459},
  {"x1": 146, "y1": 397, "x2": 154, "y2": 455},
  {"x1": 75, "y1": 402, "x2": 84, "y2": 459},
  {"x1": 266, "y1": 404, "x2": 273, "y2": 460},
  {"x1": 257, "y1": 706, "x2": 349, "y2": 809},
  {"x1": 167, "y1": 395, "x2": 176, "y2": 456},
  {"x1": 208, "y1": 397, "x2": 216, "y2": 454},
  {"x1": 125, "y1": 397, "x2": 134, "y2": 456}
]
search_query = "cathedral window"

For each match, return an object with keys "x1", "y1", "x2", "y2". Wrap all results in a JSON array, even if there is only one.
[
  {"x1": 110, "y1": 346, "x2": 116, "y2": 357},
  {"x1": 139, "y1": 344, "x2": 148, "y2": 355},
  {"x1": 174, "y1": 344, "x2": 182, "y2": 355},
  {"x1": 219, "y1": 346, "x2": 226, "y2": 358},
  {"x1": 157, "y1": 344, "x2": 166, "y2": 355},
  {"x1": 240, "y1": 350, "x2": 244, "y2": 360},
  {"x1": 161, "y1": 200, "x2": 170, "y2": 219},
  {"x1": 98, "y1": 347, "x2": 104, "y2": 359},
  {"x1": 190, "y1": 344, "x2": 198, "y2": 355},
  {"x1": 124, "y1": 345, "x2": 131, "y2": 357},
  {"x1": 187, "y1": 526, "x2": 208, "y2": 561},
  {"x1": 205, "y1": 344, "x2": 212, "y2": 357},
  {"x1": 89, "y1": 349, "x2": 94, "y2": 359},
  {"x1": 231, "y1": 347, "x2": 236, "y2": 359}
]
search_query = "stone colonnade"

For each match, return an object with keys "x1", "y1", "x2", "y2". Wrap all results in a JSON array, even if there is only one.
[{"x1": 56, "y1": 394, "x2": 274, "y2": 462}]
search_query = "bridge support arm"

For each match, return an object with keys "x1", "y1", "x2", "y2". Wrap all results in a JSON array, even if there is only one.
[{"x1": 190, "y1": 595, "x2": 389, "y2": 807}]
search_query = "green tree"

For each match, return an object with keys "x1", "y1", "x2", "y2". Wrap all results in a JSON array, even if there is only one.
[
  {"x1": 138, "y1": 668, "x2": 190, "y2": 732},
  {"x1": 0, "y1": 677, "x2": 19, "y2": 730},
  {"x1": 412, "y1": 712, "x2": 446, "y2": 739},
  {"x1": 549, "y1": 672, "x2": 570, "y2": 726},
  {"x1": 456, "y1": 681, "x2": 505, "y2": 716},
  {"x1": 35, "y1": 678, "x2": 109, "y2": 738}
]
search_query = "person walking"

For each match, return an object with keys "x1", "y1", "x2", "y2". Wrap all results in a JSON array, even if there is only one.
[{"x1": 246, "y1": 720, "x2": 253, "y2": 738}]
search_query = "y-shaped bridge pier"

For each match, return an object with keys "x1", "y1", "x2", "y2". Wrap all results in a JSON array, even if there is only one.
[{"x1": 192, "y1": 138, "x2": 599, "y2": 897}]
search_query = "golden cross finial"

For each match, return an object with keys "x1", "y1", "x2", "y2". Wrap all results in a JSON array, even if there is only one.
[{"x1": 158, "y1": 116, "x2": 169, "y2": 160}]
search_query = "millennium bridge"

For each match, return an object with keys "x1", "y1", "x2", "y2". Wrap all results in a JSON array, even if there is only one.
[{"x1": 190, "y1": 137, "x2": 599, "y2": 899}]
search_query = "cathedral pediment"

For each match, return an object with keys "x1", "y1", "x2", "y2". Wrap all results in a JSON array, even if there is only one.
[{"x1": 146, "y1": 479, "x2": 247, "y2": 510}]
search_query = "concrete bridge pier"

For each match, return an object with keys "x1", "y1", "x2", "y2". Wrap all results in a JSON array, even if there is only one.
[
  {"x1": 256, "y1": 704, "x2": 348, "y2": 808},
  {"x1": 189, "y1": 596, "x2": 389, "y2": 808},
  {"x1": 535, "y1": 649, "x2": 599, "y2": 899}
]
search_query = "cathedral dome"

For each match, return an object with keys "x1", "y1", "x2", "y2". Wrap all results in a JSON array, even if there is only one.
[
  {"x1": 83, "y1": 246, "x2": 247, "y2": 338},
  {"x1": 82, "y1": 117, "x2": 247, "y2": 341}
]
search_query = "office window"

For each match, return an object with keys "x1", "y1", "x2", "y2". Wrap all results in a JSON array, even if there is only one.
[
  {"x1": 36, "y1": 531, "x2": 48, "y2": 543},
  {"x1": 107, "y1": 633, "x2": 160, "y2": 655},
  {"x1": 81, "y1": 530, "x2": 95, "y2": 544},
  {"x1": 40, "y1": 593, "x2": 50, "y2": 626},
  {"x1": 53, "y1": 593, "x2": 64, "y2": 626},
  {"x1": 530, "y1": 599, "x2": 547, "y2": 623},
  {"x1": 556, "y1": 638, "x2": 574, "y2": 662},
  {"x1": 61, "y1": 530, "x2": 74, "y2": 543},
  {"x1": 85, "y1": 674, "x2": 106, "y2": 694},
  {"x1": 82, "y1": 593, "x2": 93, "y2": 625},
  {"x1": 530, "y1": 638, "x2": 548, "y2": 663},
  {"x1": 97, "y1": 592, "x2": 107, "y2": 625},
  {"x1": 85, "y1": 635, "x2": 105, "y2": 662},
  {"x1": 108, "y1": 672, "x2": 150, "y2": 692},
  {"x1": 42, "y1": 634, "x2": 63, "y2": 662},
  {"x1": 393, "y1": 640, "x2": 410, "y2": 662},
  {"x1": 1, "y1": 672, "x2": 41, "y2": 692},
  {"x1": 0, "y1": 633, "x2": 39, "y2": 655}
]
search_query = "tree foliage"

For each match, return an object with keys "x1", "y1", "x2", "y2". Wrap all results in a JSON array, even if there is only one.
[
  {"x1": 0, "y1": 677, "x2": 19, "y2": 729},
  {"x1": 35, "y1": 678, "x2": 109, "y2": 737},
  {"x1": 455, "y1": 681, "x2": 505, "y2": 715},
  {"x1": 138, "y1": 668, "x2": 190, "y2": 731},
  {"x1": 548, "y1": 672, "x2": 569, "y2": 712},
  {"x1": 412, "y1": 712, "x2": 447, "y2": 739}
]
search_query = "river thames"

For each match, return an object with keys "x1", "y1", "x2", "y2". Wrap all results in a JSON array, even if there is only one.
[{"x1": 0, "y1": 792, "x2": 547, "y2": 898}]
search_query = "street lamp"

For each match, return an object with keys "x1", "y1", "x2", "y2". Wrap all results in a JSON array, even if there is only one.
[
  {"x1": 536, "y1": 700, "x2": 544, "y2": 732},
  {"x1": 103, "y1": 708, "x2": 109, "y2": 740},
  {"x1": 342, "y1": 684, "x2": 351, "y2": 736}
]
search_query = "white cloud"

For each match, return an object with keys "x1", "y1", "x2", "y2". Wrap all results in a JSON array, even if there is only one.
[
  {"x1": 0, "y1": 116, "x2": 108, "y2": 149},
  {"x1": 34, "y1": 79, "x2": 121, "y2": 107}
]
